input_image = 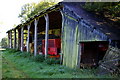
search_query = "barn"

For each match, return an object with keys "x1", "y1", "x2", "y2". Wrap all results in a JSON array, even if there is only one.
[{"x1": 6, "y1": 2, "x2": 120, "y2": 69}]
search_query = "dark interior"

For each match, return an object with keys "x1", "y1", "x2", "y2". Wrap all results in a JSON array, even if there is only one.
[
  {"x1": 28, "y1": 10, "x2": 62, "y2": 54},
  {"x1": 80, "y1": 41, "x2": 109, "y2": 68}
]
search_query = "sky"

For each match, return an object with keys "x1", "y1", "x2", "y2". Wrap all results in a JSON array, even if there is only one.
[
  {"x1": 0, "y1": 0, "x2": 41, "y2": 42},
  {"x1": 0, "y1": 0, "x2": 63, "y2": 42}
]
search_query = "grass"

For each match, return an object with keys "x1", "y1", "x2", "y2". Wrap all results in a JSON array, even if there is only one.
[{"x1": 1, "y1": 49, "x2": 119, "y2": 78}]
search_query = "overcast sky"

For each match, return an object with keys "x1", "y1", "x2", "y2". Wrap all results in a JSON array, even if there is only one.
[
  {"x1": 0, "y1": 0, "x2": 63, "y2": 42},
  {"x1": 0, "y1": 0, "x2": 42, "y2": 41}
]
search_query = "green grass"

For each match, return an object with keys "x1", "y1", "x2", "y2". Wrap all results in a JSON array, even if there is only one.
[{"x1": 1, "y1": 49, "x2": 119, "y2": 78}]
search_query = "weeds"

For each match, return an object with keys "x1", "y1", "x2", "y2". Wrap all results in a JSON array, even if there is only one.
[
  {"x1": 5, "y1": 49, "x2": 60, "y2": 65},
  {"x1": 5, "y1": 48, "x2": 19, "y2": 53},
  {"x1": 2, "y1": 49, "x2": 119, "y2": 78},
  {"x1": 32, "y1": 55, "x2": 45, "y2": 62},
  {"x1": 44, "y1": 58, "x2": 60, "y2": 65},
  {"x1": 18, "y1": 52, "x2": 31, "y2": 58}
]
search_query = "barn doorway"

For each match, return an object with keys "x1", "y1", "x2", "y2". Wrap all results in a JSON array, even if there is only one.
[
  {"x1": 36, "y1": 10, "x2": 62, "y2": 57},
  {"x1": 79, "y1": 41, "x2": 109, "y2": 68}
]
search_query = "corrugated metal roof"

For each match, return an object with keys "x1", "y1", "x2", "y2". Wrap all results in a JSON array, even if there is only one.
[
  {"x1": 62, "y1": 2, "x2": 120, "y2": 40},
  {"x1": 6, "y1": 3, "x2": 62, "y2": 33}
]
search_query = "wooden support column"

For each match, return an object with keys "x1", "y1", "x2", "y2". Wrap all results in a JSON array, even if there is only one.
[
  {"x1": 8, "y1": 32, "x2": 10, "y2": 48},
  {"x1": 60, "y1": 10, "x2": 65, "y2": 64},
  {"x1": 77, "y1": 44, "x2": 82, "y2": 68},
  {"x1": 11, "y1": 30, "x2": 14, "y2": 49},
  {"x1": 34, "y1": 19, "x2": 38, "y2": 56},
  {"x1": 11, "y1": 31, "x2": 13, "y2": 49},
  {"x1": 21, "y1": 27, "x2": 24, "y2": 52},
  {"x1": 17, "y1": 29, "x2": 21, "y2": 50},
  {"x1": 10, "y1": 31, "x2": 12, "y2": 48},
  {"x1": 44, "y1": 14, "x2": 49, "y2": 59},
  {"x1": 16, "y1": 30, "x2": 18, "y2": 49},
  {"x1": 14, "y1": 29, "x2": 16, "y2": 49},
  {"x1": 27, "y1": 25, "x2": 31, "y2": 52}
]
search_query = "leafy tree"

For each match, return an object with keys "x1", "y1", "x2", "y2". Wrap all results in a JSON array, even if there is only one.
[
  {"x1": 19, "y1": 1, "x2": 56, "y2": 23},
  {"x1": 83, "y1": 2, "x2": 120, "y2": 23},
  {"x1": 0, "y1": 37, "x2": 7, "y2": 48},
  {"x1": 18, "y1": 3, "x2": 36, "y2": 23}
]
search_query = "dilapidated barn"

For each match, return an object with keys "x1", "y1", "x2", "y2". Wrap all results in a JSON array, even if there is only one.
[
  {"x1": 7, "y1": 2, "x2": 120, "y2": 72},
  {"x1": 61, "y1": 2, "x2": 120, "y2": 69}
]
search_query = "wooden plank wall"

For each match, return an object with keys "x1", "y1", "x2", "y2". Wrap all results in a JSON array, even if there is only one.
[{"x1": 62, "y1": 7, "x2": 108, "y2": 68}]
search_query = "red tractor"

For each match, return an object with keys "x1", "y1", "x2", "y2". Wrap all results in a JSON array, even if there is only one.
[{"x1": 42, "y1": 39, "x2": 61, "y2": 58}]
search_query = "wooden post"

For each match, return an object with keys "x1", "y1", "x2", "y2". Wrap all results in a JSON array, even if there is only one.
[
  {"x1": 11, "y1": 30, "x2": 13, "y2": 48},
  {"x1": 21, "y1": 27, "x2": 24, "y2": 52},
  {"x1": 34, "y1": 19, "x2": 38, "y2": 56},
  {"x1": 60, "y1": 10, "x2": 64, "y2": 64},
  {"x1": 11, "y1": 30, "x2": 14, "y2": 49},
  {"x1": 10, "y1": 31, "x2": 12, "y2": 48},
  {"x1": 27, "y1": 25, "x2": 31, "y2": 52},
  {"x1": 17, "y1": 30, "x2": 18, "y2": 49},
  {"x1": 77, "y1": 43, "x2": 82, "y2": 68},
  {"x1": 44, "y1": 14, "x2": 49, "y2": 59},
  {"x1": 17, "y1": 29, "x2": 21, "y2": 50},
  {"x1": 14, "y1": 29, "x2": 16, "y2": 49},
  {"x1": 8, "y1": 32, "x2": 10, "y2": 48}
]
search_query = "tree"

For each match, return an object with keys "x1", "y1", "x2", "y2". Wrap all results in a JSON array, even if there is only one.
[
  {"x1": 0, "y1": 37, "x2": 7, "y2": 48},
  {"x1": 18, "y1": 1, "x2": 56, "y2": 23},
  {"x1": 83, "y1": 2, "x2": 120, "y2": 23},
  {"x1": 18, "y1": 3, "x2": 36, "y2": 23}
]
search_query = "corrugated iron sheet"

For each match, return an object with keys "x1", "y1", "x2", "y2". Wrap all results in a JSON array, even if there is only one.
[{"x1": 62, "y1": 6, "x2": 109, "y2": 68}]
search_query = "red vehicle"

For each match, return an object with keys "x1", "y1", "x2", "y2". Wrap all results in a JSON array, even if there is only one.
[{"x1": 42, "y1": 39, "x2": 61, "y2": 57}]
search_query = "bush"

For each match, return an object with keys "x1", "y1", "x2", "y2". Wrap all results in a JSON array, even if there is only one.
[
  {"x1": 13, "y1": 51, "x2": 21, "y2": 56},
  {"x1": 8, "y1": 49, "x2": 18, "y2": 53},
  {"x1": 44, "y1": 58, "x2": 60, "y2": 65},
  {"x1": 4, "y1": 49, "x2": 61, "y2": 65},
  {"x1": 17, "y1": 52, "x2": 31, "y2": 58},
  {"x1": 33, "y1": 55, "x2": 45, "y2": 62}
]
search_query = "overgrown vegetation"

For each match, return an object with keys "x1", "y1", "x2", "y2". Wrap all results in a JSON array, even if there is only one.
[
  {"x1": 0, "y1": 37, "x2": 7, "y2": 48},
  {"x1": 3, "y1": 49, "x2": 60, "y2": 65},
  {"x1": 32, "y1": 55, "x2": 45, "y2": 62},
  {"x1": 44, "y1": 57, "x2": 60, "y2": 65},
  {"x1": 1, "y1": 49, "x2": 119, "y2": 78},
  {"x1": 83, "y1": 2, "x2": 120, "y2": 24}
]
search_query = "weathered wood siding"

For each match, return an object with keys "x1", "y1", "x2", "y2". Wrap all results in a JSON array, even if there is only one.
[
  {"x1": 62, "y1": 7, "x2": 109, "y2": 68},
  {"x1": 97, "y1": 46, "x2": 120, "y2": 75}
]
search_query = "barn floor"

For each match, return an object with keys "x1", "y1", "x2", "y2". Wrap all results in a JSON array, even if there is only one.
[{"x1": 1, "y1": 49, "x2": 119, "y2": 78}]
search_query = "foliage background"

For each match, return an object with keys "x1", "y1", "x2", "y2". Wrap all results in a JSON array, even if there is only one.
[
  {"x1": 18, "y1": 1, "x2": 56, "y2": 23},
  {"x1": 0, "y1": 38, "x2": 7, "y2": 48},
  {"x1": 83, "y1": 2, "x2": 120, "y2": 24}
]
